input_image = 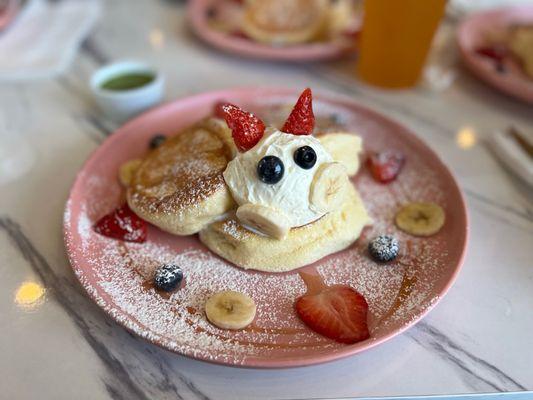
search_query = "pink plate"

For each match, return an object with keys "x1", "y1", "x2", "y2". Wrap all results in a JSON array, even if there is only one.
[
  {"x1": 0, "y1": 0, "x2": 20, "y2": 31},
  {"x1": 64, "y1": 87, "x2": 468, "y2": 368},
  {"x1": 187, "y1": 0, "x2": 360, "y2": 62},
  {"x1": 457, "y1": 5, "x2": 533, "y2": 104}
]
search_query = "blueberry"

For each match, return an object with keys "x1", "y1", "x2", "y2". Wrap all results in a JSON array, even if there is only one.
[
  {"x1": 294, "y1": 146, "x2": 317, "y2": 169},
  {"x1": 368, "y1": 235, "x2": 399, "y2": 262},
  {"x1": 154, "y1": 264, "x2": 183, "y2": 292},
  {"x1": 257, "y1": 155, "x2": 284, "y2": 184},
  {"x1": 149, "y1": 134, "x2": 166, "y2": 149},
  {"x1": 495, "y1": 62, "x2": 506, "y2": 74}
]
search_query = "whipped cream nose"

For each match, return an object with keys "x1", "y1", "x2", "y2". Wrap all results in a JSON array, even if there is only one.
[
  {"x1": 309, "y1": 162, "x2": 349, "y2": 214},
  {"x1": 236, "y1": 203, "x2": 290, "y2": 240}
]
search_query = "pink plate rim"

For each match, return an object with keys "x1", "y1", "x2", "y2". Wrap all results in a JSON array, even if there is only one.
[
  {"x1": 0, "y1": 0, "x2": 21, "y2": 31},
  {"x1": 457, "y1": 5, "x2": 533, "y2": 104},
  {"x1": 64, "y1": 87, "x2": 469, "y2": 368},
  {"x1": 187, "y1": 0, "x2": 356, "y2": 62}
]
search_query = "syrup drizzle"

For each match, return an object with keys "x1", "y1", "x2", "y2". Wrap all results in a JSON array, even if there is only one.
[
  {"x1": 377, "y1": 273, "x2": 417, "y2": 324},
  {"x1": 118, "y1": 243, "x2": 332, "y2": 349},
  {"x1": 119, "y1": 234, "x2": 423, "y2": 349},
  {"x1": 377, "y1": 240, "x2": 419, "y2": 325},
  {"x1": 245, "y1": 323, "x2": 307, "y2": 335},
  {"x1": 298, "y1": 268, "x2": 328, "y2": 295}
]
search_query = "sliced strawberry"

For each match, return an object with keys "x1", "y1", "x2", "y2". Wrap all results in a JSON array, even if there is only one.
[
  {"x1": 367, "y1": 150, "x2": 405, "y2": 183},
  {"x1": 475, "y1": 45, "x2": 507, "y2": 63},
  {"x1": 295, "y1": 286, "x2": 369, "y2": 344},
  {"x1": 220, "y1": 103, "x2": 266, "y2": 152},
  {"x1": 282, "y1": 88, "x2": 315, "y2": 135},
  {"x1": 93, "y1": 204, "x2": 147, "y2": 243},
  {"x1": 230, "y1": 30, "x2": 250, "y2": 40}
]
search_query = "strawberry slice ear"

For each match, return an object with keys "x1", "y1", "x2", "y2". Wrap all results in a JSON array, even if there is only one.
[
  {"x1": 281, "y1": 88, "x2": 315, "y2": 135},
  {"x1": 220, "y1": 103, "x2": 266, "y2": 152}
]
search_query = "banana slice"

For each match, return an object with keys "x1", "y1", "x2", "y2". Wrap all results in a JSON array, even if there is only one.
[
  {"x1": 236, "y1": 203, "x2": 290, "y2": 240},
  {"x1": 309, "y1": 162, "x2": 349, "y2": 214},
  {"x1": 205, "y1": 290, "x2": 257, "y2": 330},
  {"x1": 395, "y1": 202, "x2": 445, "y2": 237},
  {"x1": 317, "y1": 133, "x2": 362, "y2": 176},
  {"x1": 242, "y1": 0, "x2": 328, "y2": 45},
  {"x1": 119, "y1": 159, "x2": 142, "y2": 187}
]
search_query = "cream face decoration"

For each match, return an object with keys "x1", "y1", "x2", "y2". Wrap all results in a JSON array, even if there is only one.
[
  {"x1": 221, "y1": 90, "x2": 350, "y2": 240},
  {"x1": 224, "y1": 128, "x2": 348, "y2": 239},
  {"x1": 122, "y1": 88, "x2": 369, "y2": 272}
]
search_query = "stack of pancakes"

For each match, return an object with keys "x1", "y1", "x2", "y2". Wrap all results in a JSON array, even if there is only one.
[
  {"x1": 125, "y1": 118, "x2": 370, "y2": 273},
  {"x1": 240, "y1": 0, "x2": 359, "y2": 45}
]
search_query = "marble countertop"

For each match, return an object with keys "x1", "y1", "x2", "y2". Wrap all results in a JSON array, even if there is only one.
[{"x1": 0, "y1": 1, "x2": 532, "y2": 399}]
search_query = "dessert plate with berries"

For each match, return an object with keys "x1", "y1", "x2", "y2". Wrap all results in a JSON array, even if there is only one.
[
  {"x1": 458, "y1": 5, "x2": 533, "y2": 104},
  {"x1": 64, "y1": 87, "x2": 467, "y2": 368},
  {"x1": 188, "y1": 0, "x2": 361, "y2": 61}
]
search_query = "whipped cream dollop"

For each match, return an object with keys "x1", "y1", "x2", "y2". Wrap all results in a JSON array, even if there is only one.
[{"x1": 223, "y1": 128, "x2": 333, "y2": 227}]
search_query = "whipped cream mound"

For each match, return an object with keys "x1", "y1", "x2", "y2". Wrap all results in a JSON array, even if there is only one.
[{"x1": 223, "y1": 128, "x2": 333, "y2": 228}]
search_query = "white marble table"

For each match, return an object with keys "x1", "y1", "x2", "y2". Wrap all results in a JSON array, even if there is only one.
[{"x1": 0, "y1": 1, "x2": 532, "y2": 399}]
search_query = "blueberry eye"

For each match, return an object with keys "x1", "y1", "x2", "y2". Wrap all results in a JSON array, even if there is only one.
[
  {"x1": 294, "y1": 146, "x2": 317, "y2": 169},
  {"x1": 257, "y1": 156, "x2": 284, "y2": 184}
]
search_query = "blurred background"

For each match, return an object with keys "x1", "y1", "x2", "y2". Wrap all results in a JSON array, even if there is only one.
[
  {"x1": 0, "y1": 0, "x2": 532, "y2": 186},
  {"x1": 0, "y1": 1, "x2": 532, "y2": 399}
]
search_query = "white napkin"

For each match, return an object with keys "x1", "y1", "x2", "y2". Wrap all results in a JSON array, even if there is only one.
[
  {"x1": 448, "y1": 0, "x2": 533, "y2": 17},
  {"x1": 0, "y1": 0, "x2": 100, "y2": 81}
]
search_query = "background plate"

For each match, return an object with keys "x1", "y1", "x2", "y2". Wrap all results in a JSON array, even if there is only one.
[
  {"x1": 457, "y1": 5, "x2": 533, "y2": 104},
  {"x1": 187, "y1": 0, "x2": 359, "y2": 62},
  {"x1": 64, "y1": 87, "x2": 468, "y2": 368}
]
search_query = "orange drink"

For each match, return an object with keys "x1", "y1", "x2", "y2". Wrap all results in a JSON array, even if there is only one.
[{"x1": 357, "y1": 0, "x2": 447, "y2": 88}]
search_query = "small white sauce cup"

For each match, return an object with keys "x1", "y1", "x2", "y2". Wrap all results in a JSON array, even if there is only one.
[{"x1": 90, "y1": 61, "x2": 164, "y2": 123}]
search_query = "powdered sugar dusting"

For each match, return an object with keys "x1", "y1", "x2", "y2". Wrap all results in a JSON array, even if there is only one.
[
  {"x1": 128, "y1": 127, "x2": 230, "y2": 218},
  {"x1": 64, "y1": 99, "x2": 464, "y2": 366}
]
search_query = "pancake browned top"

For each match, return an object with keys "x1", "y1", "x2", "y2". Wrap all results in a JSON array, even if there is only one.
[{"x1": 128, "y1": 122, "x2": 234, "y2": 218}]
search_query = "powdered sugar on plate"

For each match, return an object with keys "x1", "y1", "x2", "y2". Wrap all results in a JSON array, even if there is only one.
[{"x1": 64, "y1": 93, "x2": 466, "y2": 367}]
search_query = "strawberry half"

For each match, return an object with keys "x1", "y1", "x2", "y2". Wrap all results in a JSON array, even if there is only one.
[
  {"x1": 475, "y1": 45, "x2": 507, "y2": 63},
  {"x1": 230, "y1": 30, "x2": 250, "y2": 40},
  {"x1": 295, "y1": 286, "x2": 370, "y2": 344},
  {"x1": 367, "y1": 150, "x2": 405, "y2": 183},
  {"x1": 282, "y1": 88, "x2": 315, "y2": 135},
  {"x1": 220, "y1": 103, "x2": 266, "y2": 152},
  {"x1": 93, "y1": 204, "x2": 147, "y2": 243}
]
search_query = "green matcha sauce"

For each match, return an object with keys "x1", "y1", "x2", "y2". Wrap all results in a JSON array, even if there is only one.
[{"x1": 101, "y1": 72, "x2": 155, "y2": 91}]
